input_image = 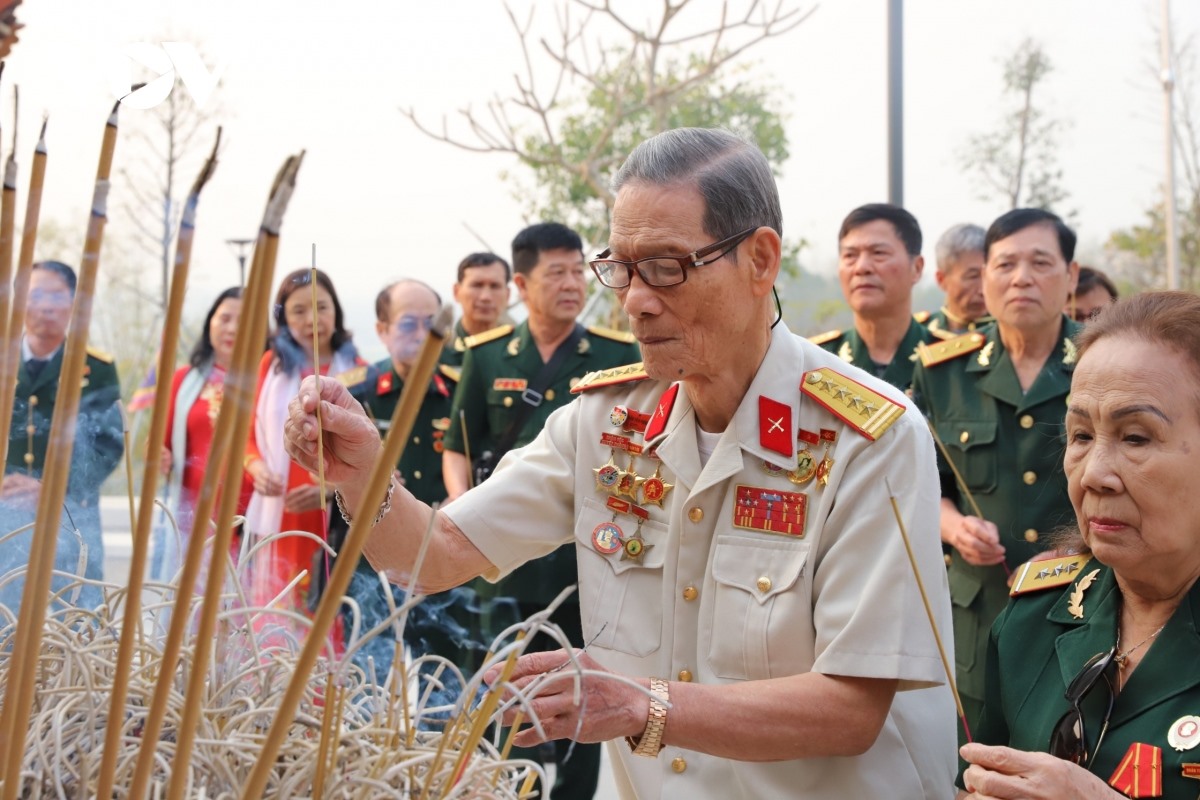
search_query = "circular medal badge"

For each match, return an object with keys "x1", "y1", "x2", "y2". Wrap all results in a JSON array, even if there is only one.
[
  {"x1": 788, "y1": 449, "x2": 817, "y2": 485},
  {"x1": 623, "y1": 537, "x2": 644, "y2": 559},
  {"x1": 595, "y1": 463, "x2": 621, "y2": 491},
  {"x1": 1169, "y1": 715, "x2": 1200, "y2": 751},
  {"x1": 642, "y1": 477, "x2": 664, "y2": 503},
  {"x1": 591, "y1": 521, "x2": 624, "y2": 555},
  {"x1": 610, "y1": 406, "x2": 629, "y2": 427},
  {"x1": 761, "y1": 460, "x2": 786, "y2": 477}
]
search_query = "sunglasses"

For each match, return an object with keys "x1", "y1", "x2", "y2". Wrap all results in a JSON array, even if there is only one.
[{"x1": 1048, "y1": 647, "x2": 1118, "y2": 766}]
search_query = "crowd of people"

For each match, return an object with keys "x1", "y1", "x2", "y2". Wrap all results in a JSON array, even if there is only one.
[{"x1": 4, "y1": 125, "x2": 1194, "y2": 800}]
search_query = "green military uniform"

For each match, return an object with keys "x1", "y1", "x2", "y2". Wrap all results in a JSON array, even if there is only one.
[
  {"x1": 910, "y1": 316, "x2": 1082, "y2": 737},
  {"x1": 924, "y1": 306, "x2": 995, "y2": 341},
  {"x1": 444, "y1": 319, "x2": 638, "y2": 800},
  {"x1": 1, "y1": 345, "x2": 123, "y2": 611},
  {"x1": 962, "y1": 559, "x2": 1200, "y2": 797},
  {"x1": 808, "y1": 316, "x2": 936, "y2": 391},
  {"x1": 439, "y1": 319, "x2": 471, "y2": 373}
]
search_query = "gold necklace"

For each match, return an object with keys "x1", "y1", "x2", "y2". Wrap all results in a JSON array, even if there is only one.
[{"x1": 1114, "y1": 623, "x2": 1166, "y2": 670}]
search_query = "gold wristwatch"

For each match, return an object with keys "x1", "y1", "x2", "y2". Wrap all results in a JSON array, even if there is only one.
[{"x1": 627, "y1": 678, "x2": 669, "y2": 757}]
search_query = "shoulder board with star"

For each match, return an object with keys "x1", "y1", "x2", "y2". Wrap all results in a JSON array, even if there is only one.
[
  {"x1": 438, "y1": 363, "x2": 461, "y2": 383},
  {"x1": 807, "y1": 329, "x2": 843, "y2": 346},
  {"x1": 336, "y1": 365, "x2": 369, "y2": 388},
  {"x1": 463, "y1": 324, "x2": 515, "y2": 349},
  {"x1": 570, "y1": 362, "x2": 649, "y2": 394},
  {"x1": 801, "y1": 368, "x2": 905, "y2": 441},
  {"x1": 586, "y1": 325, "x2": 636, "y2": 344},
  {"x1": 916, "y1": 331, "x2": 987, "y2": 368},
  {"x1": 86, "y1": 345, "x2": 114, "y2": 364},
  {"x1": 1009, "y1": 553, "x2": 1094, "y2": 597},
  {"x1": 912, "y1": 310, "x2": 932, "y2": 324}
]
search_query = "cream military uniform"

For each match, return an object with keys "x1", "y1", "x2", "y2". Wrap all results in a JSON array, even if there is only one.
[{"x1": 443, "y1": 324, "x2": 956, "y2": 800}]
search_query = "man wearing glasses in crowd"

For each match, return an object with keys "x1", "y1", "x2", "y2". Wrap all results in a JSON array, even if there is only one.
[{"x1": 286, "y1": 129, "x2": 956, "y2": 799}]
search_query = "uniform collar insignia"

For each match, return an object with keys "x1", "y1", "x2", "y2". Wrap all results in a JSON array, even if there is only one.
[
  {"x1": 644, "y1": 383, "x2": 680, "y2": 442},
  {"x1": 758, "y1": 396, "x2": 793, "y2": 458}
]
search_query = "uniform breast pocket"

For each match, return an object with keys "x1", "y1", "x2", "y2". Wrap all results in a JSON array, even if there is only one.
[
  {"x1": 573, "y1": 498, "x2": 667, "y2": 658},
  {"x1": 937, "y1": 419, "x2": 998, "y2": 494},
  {"x1": 707, "y1": 534, "x2": 810, "y2": 681}
]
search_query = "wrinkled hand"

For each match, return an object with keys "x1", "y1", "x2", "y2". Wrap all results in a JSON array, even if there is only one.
[
  {"x1": 284, "y1": 484, "x2": 324, "y2": 514},
  {"x1": 0, "y1": 473, "x2": 41, "y2": 509},
  {"x1": 960, "y1": 743, "x2": 1119, "y2": 799},
  {"x1": 485, "y1": 649, "x2": 649, "y2": 747},
  {"x1": 951, "y1": 515, "x2": 1006, "y2": 566},
  {"x1": 246, "y1": 458, "x2": 285, "y2": 497},
  {"x1": 284, "y1": 375, "x2": 382, "y2": 487}
]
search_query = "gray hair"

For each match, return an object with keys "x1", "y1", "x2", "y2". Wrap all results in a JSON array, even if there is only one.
[
  {"x1": 611, "y1": 128, "x2": 783, "y2": 242},
  {"x1": 935, "y1": 223, "x2": 985, "y2": 272}
]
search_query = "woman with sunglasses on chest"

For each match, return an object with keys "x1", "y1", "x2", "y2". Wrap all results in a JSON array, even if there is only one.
[{"x1": 958, "y1": 291, "x2": 1200, "y2": 799}]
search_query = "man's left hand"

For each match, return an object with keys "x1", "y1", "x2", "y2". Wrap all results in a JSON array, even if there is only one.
[
  {"x1": 0, "y1": 473, "x2": 41, "y2": 509},
  {"x1": 960, "y1": 743, "x2": 1119, "y2": 799},
  {"x1": 485, "y1": 649, "x2": 649, "y2": 746},
  {"x1": 284, "y1": 484, "x2": 325, "y2": 514}
]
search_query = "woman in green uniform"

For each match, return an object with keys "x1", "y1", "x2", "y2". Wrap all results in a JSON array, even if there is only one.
[{"x1": 958, "y1": 291, "x2": 1200, "y2": 799}]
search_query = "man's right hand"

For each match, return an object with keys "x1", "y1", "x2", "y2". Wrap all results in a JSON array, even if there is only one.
[
  {"x1": 948, "y1": 514, "x2": 1006, "y2": 566},
  {"x1": 285, "y1": 376, "x2": 382, "y2": 487}
]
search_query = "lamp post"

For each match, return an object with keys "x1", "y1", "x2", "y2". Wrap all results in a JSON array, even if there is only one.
[{"x1": 225, "y1": 237, "x2": 255, "y2": 287}]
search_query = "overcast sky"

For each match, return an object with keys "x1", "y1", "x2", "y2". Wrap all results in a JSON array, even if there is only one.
[{"x1": 8, "y1": 0, "x2": 1198, "y2": 360}]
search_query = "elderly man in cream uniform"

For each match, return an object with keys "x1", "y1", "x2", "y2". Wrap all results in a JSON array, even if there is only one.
[{"x1": 286, "y1": 127, "x2": 957, "y2": 799}]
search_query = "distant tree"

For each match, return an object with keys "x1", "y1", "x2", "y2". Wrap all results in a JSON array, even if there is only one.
[
  {"x1": 402, "y1": 0, "x2": 809, "y2": 249},
  {"x1": 959, "y1": 38, "x2": 1069, "y2": 212}
]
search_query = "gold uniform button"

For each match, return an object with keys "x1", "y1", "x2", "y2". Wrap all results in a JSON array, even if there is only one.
[
  {"x1": 1024, "y1": 528, "x2": 1038, "y2": 543},
  {"x1": 544, "y1": 389, "x2": 556, "y2": 402},
  {"x1": 413, "y1": 470, "x2": 423, "y2": 480},
  {"x1": 671, "y1": 757, "x2": 687, "y2": 774},
  {"x1": 959, "y1": 430, "x2": 969, "y2": 444},
  {"x1": 412, "y1": 435, "x2": 421, "y2": 445},
  {"x1": 23, "y1": 453, "x2": 34, "y2": 465},
  {"x1": 1019, "y1": 414, "x2": 1034, "y2": 429},
  {"x1": 25, "y1": 425, "x2": 35, "y2": 435},
  {"x1": 688, "y1": 507, "x2": 704, "y2": 523},
  {"x1": 29, "y1": 395, "x2": 38, "y2": 406},
  {"x1": 503, "y1": 396, "x2": 513, "y2": 408},
  {"x1": 944, "y1": 553, "x2": 953, "y2": 567},
  {"x1": 682, "y1": 585, "x2": 698, "y2": 602},
  {"x1": 756, "y1": 576, "x2": 772, "y2": 593},
  {"x1": 1023, "y1": 470, "x2": 1037, "y2": 485},
  {"x1": 678, "y1": 669, "x2": 693, "y2": 682}
]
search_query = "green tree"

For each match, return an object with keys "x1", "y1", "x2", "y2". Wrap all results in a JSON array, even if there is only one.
[
  {"x1": 403, "y1": 0, "x2": 808, "y2": 250},
  {"x1": 959, "y1": 38, "x2": 1069, "y2": 212}
]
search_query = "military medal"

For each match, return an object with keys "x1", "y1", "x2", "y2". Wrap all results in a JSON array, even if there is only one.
[
  {"x1": 594, "y1": 453, "x2": 622, "y2": 494},
  {"x1": 639, "y1": 464, "x2": 673, "y2": 507},
  {"x1": 616, "y1": 454, "x2": 644, "y2": 500},
  {"x1": 1183, "y1": 763, "x2": 1200, "y2": 781},
  {"x1": 1169, "y1": 716, "x2": 1200, "y2": 751},
  {"x1": 1108, "y1": 742, "x2": 1163, "y2": 798},
  {"x1": 733, "y1": 485, "x2": 807, "y2": 537},
  {"x1": 610, "y1": 405, "x2": 629, "y2": 427},
  {"x1": 761, "y1": 460, "x2": 786, "y2": 477},
  {"x1": 815, "y1": 428, "x2": 837, "y2": 487},
  {"x1": 789, "y1": 429, "x2": 820, "y2": 485},
  {"x1": 600, "y1": 431, "x2": 643, "y2": 456},
  {"x1": 620, "y1": 504, "x2": 652, "y2": 563},
  {"x1": 591, "y1": 521, "x2": 623, "y2": 554}
]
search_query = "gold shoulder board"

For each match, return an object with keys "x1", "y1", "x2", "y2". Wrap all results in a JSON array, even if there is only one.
[
  {"x1": 586, "y1": 325, "x2": 636, "y2": 344},
  {"x1": 801, "y1": 368, "x2": 905, "y2": 441},
  {"x1": 86, "y1": 345, "x2": 115, "y2": 364},
  {"x1": 913, "y1": 310, "x2": 931, "y2": 324},
  {"x1": 336, "y1": 365, "x2": 369, "y2": 388},
  {"x1": 463, "y1": 324, "x2": 515, "y2": 349},
  {"x1": 1009, "y1": 554, "x2": 1094, "y2": 597},
  {"x1": 916, "y1": 331, "x2": 986, "y2": 368},
  {"x1": 807, "y1": 329, "x2": 843, "y2": 346},
  {"x1": 438, "y1": 363, "x2": 461, "y2": 383},
  {"x1": 570, "y1": 362, "x2": 649, "y2": 394}
]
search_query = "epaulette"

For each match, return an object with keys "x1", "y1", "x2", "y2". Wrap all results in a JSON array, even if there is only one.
[
  {"x1": 570, "y1": 362, "x2": 649, "y2": 394},
  {"x1": 801, "y1": 368, "x2": 905, "y2": 441},
  {"x1": 1009, "y1": 553, "x2": 1094, "y2": 597},
  {"x1": 336, "y1": 365, "x2": 369, "y2": 388},
  {"x1": 586, "y1": 325, "x2": 636, "y2": 344},
  {"x1": 913, "y1": 310, "x2": 932, "y2": 324},
  {"x1": 916, "y1": 331, "x2": 986, "y2": 368},
  {"x1": 438, "y1": 363, "x2": 461, "y2": 383},
  {"x1": 86, "y1": 345, "x2": 114, "y2": 364},
  {"x1": 463, "y1": 324, "x2": 514, "y2": 349},
  {"x1": 807, "y1": 329, "x2": 843, "y2": 346}
]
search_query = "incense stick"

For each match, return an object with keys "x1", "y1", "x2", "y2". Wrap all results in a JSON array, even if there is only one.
[{"x1": 310, "y1": 248, "x2": 327, "y2": 511}]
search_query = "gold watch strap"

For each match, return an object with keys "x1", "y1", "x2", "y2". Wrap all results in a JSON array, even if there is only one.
[{"x1": 627, "y1": 677, "x2": 669, "y2": 757}]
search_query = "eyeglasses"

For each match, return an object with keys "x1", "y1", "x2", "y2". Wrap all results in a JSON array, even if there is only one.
[
  {"x1": 589, "y1": 227, "x2": 757, "y2": 288},
  {"x1": 1048, "y1": 647, "x2": 1117, "y2": 766},
  {"x1": 394, "y1": 315, "x2": 434, "y2": 336}
]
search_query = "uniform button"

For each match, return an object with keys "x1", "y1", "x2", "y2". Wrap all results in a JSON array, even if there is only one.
[
  {"x1": 1019, "y1": 414, "x2": 1034, "y2": 429},
  {"x1": 678, "y1": 669, "x2": 693, "y2": 682},
  {"x1": 688, "y1": 507, "x2": 704, "y2": 523},
  {"x1": 544, "y1": 389, "x2": 556, "y2": 402},
  {"x1": 1023, "y1": 470, "x2": 1037, "y2": 485},
  {"x1": 413, "y1": 470, "x2": 423, "y2": 480},
  {"x1": 671, "y1": 757, "x2": 687, "y2": 774},
  {"x1": 944, "y1": 553, "x2": 953, "y2": 567},
  {"x1": 503, "y1": 396, "x2": 513, "y2": 408},
  {"x1": 25, "y1": 425, "x2": 35, "y2": 435},
  {"x1": 29, "y1": 395, "x2": 38, "y2": 406},
  {"x1": 23, "y1": 453, "x2": 34, "y2": 465},
  {"x1": 1024, "y1": 528, "x2": 1039, "y2": 543},
  {"x1": 682, "y1": 585, "x2": 698, "y2": 602},
  {"x1": 756, "y1": 576, "x2": 772, "y2": 593},
  {"x1": 412, "y1": 435, "x2": 421, "y2": 445},
  {"x1": 959, "y1": 430, "x2": 969, "y2": 444}
]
